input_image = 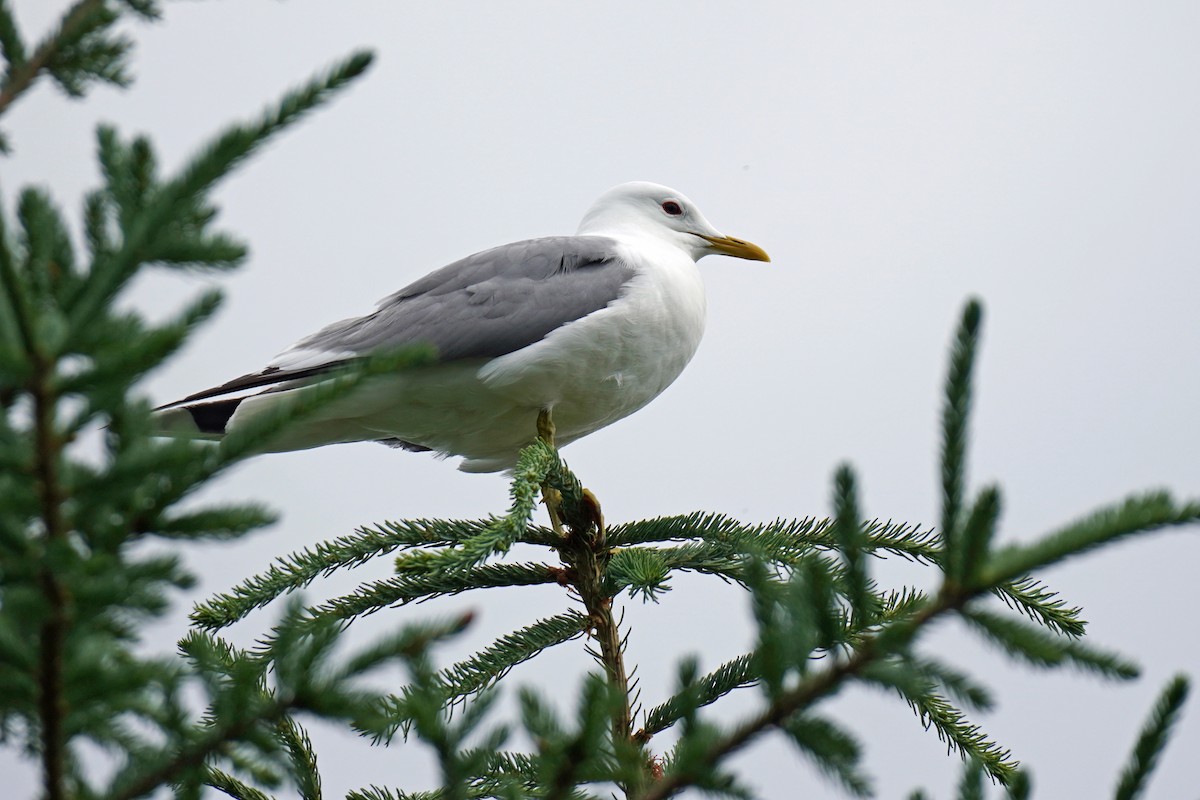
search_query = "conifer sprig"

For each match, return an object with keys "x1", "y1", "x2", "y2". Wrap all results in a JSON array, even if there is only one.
[
  {"x1": 962, "y1": 608, "x2": 1139, "y2": 680},
  {"x1": 1113, "y1": 675, "x2": 1190, "y2": 800},
  {"x1": 374, "y1": 611, "x2": 591, "y2": 742},
  {"x1": 0, "y1": 0, "x2": 159, "y2": 138},
  {"x1": 940, "y1": 300, "x2": 982, "y2": 555},
  {"x1": 66, "y1": 49, "x2": 375, "y2": 338},
  {"x1": 307, "y1": 562, "x2": 561, "y2": 626},
  {"x1": 189, "y1": 518, "x2": 503, "y2": 629},
  {"x1": 0, "y1": 5, "x2": 385, "y2": 792},
  {"x1": 639, "y1": 654, "x2": 757, "y2": 740}
]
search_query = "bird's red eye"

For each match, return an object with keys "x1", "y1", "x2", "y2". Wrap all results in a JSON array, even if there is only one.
[{"x1": 661, "y1": 200, "x2": 683, "y2": 216}]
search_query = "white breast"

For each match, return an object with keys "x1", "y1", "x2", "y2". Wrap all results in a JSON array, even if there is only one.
[{"x1": 477, "y1": 236, "x2": 707, "y2": 443}]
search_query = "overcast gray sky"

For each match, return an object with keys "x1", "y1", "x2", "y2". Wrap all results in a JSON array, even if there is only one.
[{"x1": 5, "y1": 2, "x2": 1200, "y2": 797}]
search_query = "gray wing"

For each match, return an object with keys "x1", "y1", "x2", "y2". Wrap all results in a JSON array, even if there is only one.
[
  {"x1": 159, "y1": 236, "x2": 634, "y2": 409},
  {"x1": 282, "y1": 235, "x2": 634, "y2": 365}
]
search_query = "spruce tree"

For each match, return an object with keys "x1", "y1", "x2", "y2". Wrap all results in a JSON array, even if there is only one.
[{"x1": 0, "y1": 3, "x2": 1195, "y2": 799}]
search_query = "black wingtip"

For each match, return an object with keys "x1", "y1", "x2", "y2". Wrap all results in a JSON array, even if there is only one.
[{"x1": 186, "y1": 399, "x2": 242, "y2": 434}]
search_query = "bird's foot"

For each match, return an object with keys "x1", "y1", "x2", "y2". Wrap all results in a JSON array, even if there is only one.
[
  {"x1": 582, "y1": 488, "x2": 605, "y2": 541},
  {"x1": 543, "y1": 486, "x2": 566, "y2": 537}
]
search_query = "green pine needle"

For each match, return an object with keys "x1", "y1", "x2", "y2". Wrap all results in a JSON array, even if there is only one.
[
  {"x1": 641, "y1": 653, "x2": 757, "y2": 738},
  {"x1": 866, "y1": 660, "x2": 1018, "y2": 785},
  {"x1": 67, "y1": 49, "x2": 375, "y2": 334},
  {"x1": 910, "y1": 657, "x2": 995, "y2": 713},
  {"x1": 277, "y1": 716, "x2": 322, "y2": 800},
  {"x1": 203, "y1": 767, "x2": 275, "y2": 800},
  {"x1": 983, "y1": 492, "x2": 1200, "y2": 587},
  {"x1": 781, "y1": 714, "x2": 873, "y2": 797},
  {"x1": 191, "y1": 517, "x2": 500, "y2": 630},
  {"x1": 940, "y1": 298, "x2": 983, "y2": 550},
  {"x1": 439, "y1": 611, "x2": 588, "y2": 702},
  {"x1": 372, "y1": 611, "x2": 590, "y2": 742},
  {"x1": 608, "y1": 547, "x2": 672, "y2": 600},
  {"x1": 956, "y1": 486, "x2": 1002, "y2": 586},
  {"x1": 1113, "y1": 674, "x2": 1190, "y2": 800},
  {"x1": 0, "y1": 0, "x2": 25, "y2": 71},
  {"x1": 306, "y1": 562, "x2": 560, "y2": 626},
  {"x1": 833, "y1": 464, "x2": 877, "y2": 628},
  {"x1": 609, "y1": 512, "x2": 941, "y2": 565},
  {"x1": 152, "y1": 503, "x2": 278, "y2": 541},
  {"x1": 963, "y1": 608, "x2": 1139, "y2": 681},
  {"x1": 991, "y1": 575, "x2": 1086, "y2": 638},
  {"x1": 1006, "y1": 770, "x2": 1032, "y2": 800},
  {"x1": 956, "y1": 757, "x2": 985, "y2": 800},
  {"x1": 57, "y1": 288, "x2": 224, "y2": 398}
]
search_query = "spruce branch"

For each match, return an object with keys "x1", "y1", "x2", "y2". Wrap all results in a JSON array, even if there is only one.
[
  {"x1": 610, "y1": 512, "x2": 1083, "y2": 639},
  {"x1": 0, "y1": 204, "x2": 37, "y2": 355},
  {"x1": 559, "y1": 520, "x2": 640, "y2": 778},
  {"x1": 956, "y1": 757, "x2": 985, "y2": 800},
  {"x1": 609, "y1": 513, "x2": 941, "y2": 565},
  {"x1": 962, "y1": 608, "x2": 1139, "y2": 681},
  {"x1": 150, "y1": 503, "x2": 279, "y2": 541},
  {"x1": 203, "y1": 767, "x2": 275, "y2": 800},
  {"x1": 940, "y1": 298, "x2": 983, "y2": 554},
  {"x1": 56, "y1": 287, "x2": 224, "y2": 399},
  {"x1": 956, "y1": 486, "x2": 1001, "y2": 586},
  {"x1": 304, "y1": 562, "x2": 560, "y2": 627},
  {"x1": 435, "y1": 611, "x2": 590, "y2": 708},
  {"x1": 833, "y1": 464, "x2": 878, "y2": 628},
  {"x1": 65, "y1": 49, "x2": 375, "y2": 335},
  {"x1": 517, "y1": 675, "x2": 629, "y2": 800},
  {"x1": 333, "y1": 613, "x2": 476, "y2": 686},
  {"x1": 881, "y1": 586, "x2": 931, "y2": 622},
  {"x1": 637, "y1": 636, "x2": 876, "y2": 799},
  {"x1": 636, "y1": 566, "x2": 1047, "y2": 800},
  {"x1": 190, "y1": 517, "x2": 501, "y2": 630},
  {"x1": 781, "y1": 714, "x2": 872, "y2": 797},
  {"x1": 990, "y1": 575, "x2": 1085, "y2": 639},
  {"x1": 865, "y1": 659, "x2": 1017, "y2": 782},
  {"x1": 908, "y1": 657, "x2": 994, "y2": 713},
  {"x1": 614, "y1": 541, "x2": 746, "y2": 588},
  {"x1": 277, "y1": 716, "x2": 322, "y2": 800},
  {"x1": 0, "y1": 0, "x2": 25, "y2": 75},
  {"x1": 0, "y1": 0, "x2": 105, "y2": 117},
  {"x1": 104, "y1": 691, "x2": 294, "y2": 800},
  {"x1": 374, "y1": 611, "x2": 590, "y2": 742},
  {"x1": 1113, "y1": 675, "x2": 1190, "y2": 800},
  {"x1": 1005, "y1": 770, "x2": 1032, "y2": 800},
  {"x1": 638, "y1": 654, "x2": 757, "y2": 741},
  {"x1": 981, "y1": 491, "x2": 1200, "y2": 587}
]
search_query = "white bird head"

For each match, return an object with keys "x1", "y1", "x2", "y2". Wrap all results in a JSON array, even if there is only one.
[{"x1": 575, "y1": 181, "x2": 770, "y2": 263}]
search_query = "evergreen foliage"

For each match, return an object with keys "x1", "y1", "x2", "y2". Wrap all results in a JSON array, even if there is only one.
[{"x1": 0, "y1": 4, "x2": 1196, "y2": 799}]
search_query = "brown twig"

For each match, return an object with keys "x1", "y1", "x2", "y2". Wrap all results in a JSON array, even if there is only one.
[
  {"x1": 32, "y1": 362, "x2": 68, "y2": 800},
  {"x1": 537, "y1": 409, "x2": 646, "y2": 793}
]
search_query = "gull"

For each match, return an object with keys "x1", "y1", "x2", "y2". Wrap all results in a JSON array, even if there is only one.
[{"x1": 154, "y1": 182, "x2": 769, "y2": 472}]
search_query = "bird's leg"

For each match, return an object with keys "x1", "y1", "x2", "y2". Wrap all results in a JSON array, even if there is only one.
[
  {"x1": 537, "y1": 408, "x2": 566, "y2": 537},
  {"x1": 536, "y1": 407, "x2": 556, "y2": 447}
]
